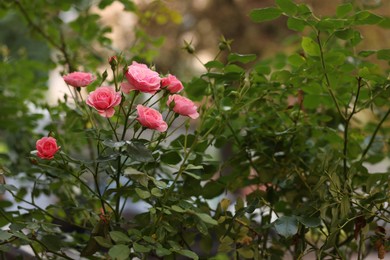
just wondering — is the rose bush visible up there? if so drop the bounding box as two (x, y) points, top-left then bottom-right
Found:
(1, 1), (389, 260)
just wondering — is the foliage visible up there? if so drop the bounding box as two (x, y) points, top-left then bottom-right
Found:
(0, 0), (389, 259)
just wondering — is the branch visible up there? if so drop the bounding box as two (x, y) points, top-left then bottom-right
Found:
(316, 32), (345, 120)
(14, 0), (75, 72)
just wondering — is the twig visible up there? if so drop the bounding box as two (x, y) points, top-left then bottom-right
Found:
(316, 31), (345, 120)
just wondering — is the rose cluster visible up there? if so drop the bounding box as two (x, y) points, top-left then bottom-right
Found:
(35, 61), (199, 160)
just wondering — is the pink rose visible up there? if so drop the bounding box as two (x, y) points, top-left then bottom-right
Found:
(63, 72), (96, 87)
(123, 62), (161, 94)
(167, 95), (199, 119)
(161, 74), (184, 93)
(86, 86), (122, 118)
(36, 137), (60, 160)
(136, 105), (167, 132)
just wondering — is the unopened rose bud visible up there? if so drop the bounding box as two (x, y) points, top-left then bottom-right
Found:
(102, 70), (108, 81)
(109, 56), (118, 68)
(183, 40), (195, 54)
(219, 42), (228, 51)
(218, 36), (232, 51)
(29, 157), (38, 165)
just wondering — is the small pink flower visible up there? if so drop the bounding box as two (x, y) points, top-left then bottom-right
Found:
(63, 72), (96, 87)
(167, 95), (199, 119)
(122, 62), (161, 94)
(36, 137), (60, 160)
(161, 74), (184, 93)
(136, 105), (167, 132)
(86, 86), (121, 118)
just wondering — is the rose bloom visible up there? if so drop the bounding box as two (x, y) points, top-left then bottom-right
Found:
(36, 137), (60, 160)
(167, 95), (199, 119)
(136, 105), (167, 132)
(86, 86), (122, 118)
(63, 71), (96, 87)
(122, 62), (161, 94)
(161, 74), (184, 93)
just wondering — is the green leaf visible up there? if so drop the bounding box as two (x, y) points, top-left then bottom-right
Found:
(108, 244), (131, 260)
(324, 51), (345, 66)
(351, 31), (363, 46)
(135, 188), (151, 199)
(161, 151), (182, 165)
(202, 181), (225, 199)
(204, 61), (225, 69)
(175, 249), (199, 260)
(379, 17), (390, 29)
(156, 247), (172, 257)
(119, 0), (137, 11)
(377, 49), (390, 61)
(151, 187), (163, 197)
(171, 205), (186, 213)
(287, 17), (306, 32)
(297, 216), (321, 227)
(94, 236), (113, 248)
(340, 195), (350, 219)
(316, 19), (345, 31)
(126, 141), (154, 162)
(110, 231), (131, 243)
(183, 170), (201, 180)
(335, 28), (354, 40)
(250, 7), (283, 23)
(195, 212), (218, 226)
(301, 37), (320, 56)
(238, 247), (254, 259)
(124, 168), (149, 187)
(185, 78), (209, 101)
(150, 177), (167, 189)
(133, 242), (151, 253)
(276, 0), (297, 16)
(0, 230), (12, 241)
(297, 3), (312, 17)
(41, 235), (62, 251)
(102, 139), (126, 148)
(353, 11), (383, 25)
(274, 216), (298, 237)
(288, 53), (305, 67)
(228, 53), (256, 64)
(0, 184), (17, 193)
(358, 50), (376, 57)
(96, 153), (119, 163)
(336, 3), (353, 18)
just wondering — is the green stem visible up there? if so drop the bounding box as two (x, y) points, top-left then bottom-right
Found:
(121, 91), (139, 140)
(343, 77), (362, 180)
(361, 107), (390, 159)
(107, 118), (119, 141)
(316, 31), (345, 120)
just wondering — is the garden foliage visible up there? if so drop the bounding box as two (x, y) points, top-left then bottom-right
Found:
(0, 0), (389, 259)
